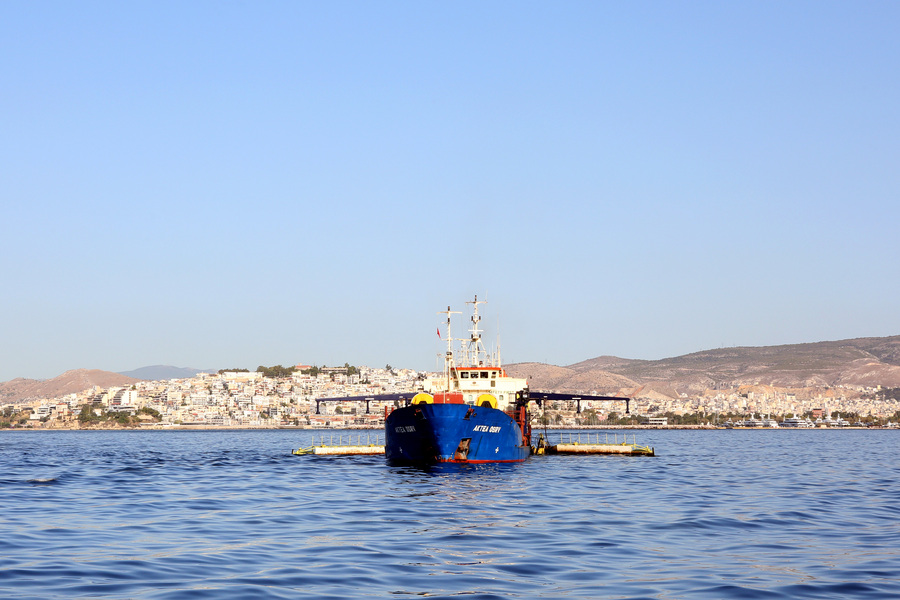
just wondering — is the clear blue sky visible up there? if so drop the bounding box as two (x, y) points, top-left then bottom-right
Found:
(2, 2), (898, 381)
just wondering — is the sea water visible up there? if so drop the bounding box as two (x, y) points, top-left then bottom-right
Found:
(1, 429), (898, 599)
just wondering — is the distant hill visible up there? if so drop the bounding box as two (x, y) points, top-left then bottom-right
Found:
(507, 335), (900, 397)
(0, 369), (140, 404)
(506, 361), (640, 394)
(6, 335), (900, 405)
(118, 365), (213, 381)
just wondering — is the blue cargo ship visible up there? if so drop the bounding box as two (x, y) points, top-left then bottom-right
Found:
(383, 297), (533, 463)
(384, 397), (531, 463)
(317, 296), (630, 465)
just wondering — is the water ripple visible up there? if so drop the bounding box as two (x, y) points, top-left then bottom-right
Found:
(1, 429), (899, 599)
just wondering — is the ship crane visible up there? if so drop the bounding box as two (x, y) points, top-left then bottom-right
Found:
(315, 390), (631, 416)
(521, 391), (630, 415)
(314, 392), (420, 415)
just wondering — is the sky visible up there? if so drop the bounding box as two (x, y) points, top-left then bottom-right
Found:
(2, 2), (899, 382)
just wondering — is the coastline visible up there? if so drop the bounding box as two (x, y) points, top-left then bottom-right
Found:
(3, 423), (895, 432)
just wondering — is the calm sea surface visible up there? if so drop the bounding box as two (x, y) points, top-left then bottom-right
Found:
(2, 429), (899, 599)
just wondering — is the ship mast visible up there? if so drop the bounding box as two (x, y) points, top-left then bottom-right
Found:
(437, 305), (460, 390)
(496, 316), (502, 368)
(465, 295), (488, 367)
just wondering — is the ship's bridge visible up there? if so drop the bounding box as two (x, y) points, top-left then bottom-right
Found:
(423, 366), (527, 410)
(456, 367), (501, 380)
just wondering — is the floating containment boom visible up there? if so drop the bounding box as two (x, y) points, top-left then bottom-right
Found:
(533, 432), (655, 456)
(293, 445), (385, 456)
(293, 431), (655, 457)
(293, 432), (386, 455)
(545, 443), (655, 456)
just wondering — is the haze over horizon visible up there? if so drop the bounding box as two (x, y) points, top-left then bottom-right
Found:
(3, 2), (899, 382)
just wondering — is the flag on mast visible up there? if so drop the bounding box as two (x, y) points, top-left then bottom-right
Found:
(436, 327), (441, 339)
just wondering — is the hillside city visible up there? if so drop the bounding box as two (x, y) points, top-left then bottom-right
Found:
(4, 364), (900, 429)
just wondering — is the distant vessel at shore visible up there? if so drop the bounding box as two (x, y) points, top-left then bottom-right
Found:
(762, 415), (780, 428)
(780, 416), (814, 428)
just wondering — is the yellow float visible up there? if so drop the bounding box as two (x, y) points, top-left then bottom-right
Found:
(477, 393), (497, 409)
(412, 392), (434, 405)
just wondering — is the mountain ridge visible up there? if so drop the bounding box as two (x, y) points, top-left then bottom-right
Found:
(505, 335), (900, 396)
(4, 335), (900, 404)
(0, 369), (141, 404)
(118, 365), (214, 381)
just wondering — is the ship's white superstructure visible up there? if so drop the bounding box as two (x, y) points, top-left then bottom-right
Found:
(422, 296), (527, 410)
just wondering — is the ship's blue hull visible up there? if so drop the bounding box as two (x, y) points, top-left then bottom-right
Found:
(385, 403), (531, 464)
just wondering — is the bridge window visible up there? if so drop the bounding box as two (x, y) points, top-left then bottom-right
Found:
(480, 372), (489, 379)
(460, 372), (469, 379)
